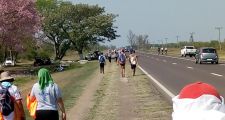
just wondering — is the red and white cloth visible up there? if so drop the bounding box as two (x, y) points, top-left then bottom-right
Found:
(172, 82), (225, 120)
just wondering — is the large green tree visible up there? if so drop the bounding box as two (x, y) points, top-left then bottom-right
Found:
(36, 0), (71, 60)
(62, 4), (118, 59)
(37, 0), (118, 60)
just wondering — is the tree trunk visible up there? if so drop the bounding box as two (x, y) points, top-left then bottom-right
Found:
(78, 50), (83, 60)
(54, 44), (60, 60)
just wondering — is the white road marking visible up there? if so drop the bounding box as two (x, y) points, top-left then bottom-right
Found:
(172, 63), (177, 65)
(220, 64), (225, 66)
(138, 66), (175, 98)
(187, 66), (193, 69)
(211, 73), (223, 77)
(163, 60), (167, 62)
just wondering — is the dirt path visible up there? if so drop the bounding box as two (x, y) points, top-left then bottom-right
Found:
(67, 69), (103, 120)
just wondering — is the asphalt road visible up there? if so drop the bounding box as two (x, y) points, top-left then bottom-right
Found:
(138, 52), (225, 98)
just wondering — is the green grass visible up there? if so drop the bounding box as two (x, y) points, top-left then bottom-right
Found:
(62, 62), (98, 110)
(20, 62), (98, 120)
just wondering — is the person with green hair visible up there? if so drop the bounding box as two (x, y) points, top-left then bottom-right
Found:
(30, 68), (66, 120)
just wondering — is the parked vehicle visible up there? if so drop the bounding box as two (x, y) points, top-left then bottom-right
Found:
(181, 46), (197, 57)
(33, 57), (52, 66)
(3, 57), (15, 66)
(85, 53), (94, 61)
(195, 47), (218, 64)
(84, 50), (101, 61)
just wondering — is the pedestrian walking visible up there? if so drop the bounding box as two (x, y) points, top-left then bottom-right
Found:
(117, 49), (126, 77)
(108, 52), (112, 63)
(129, 51), (138, 76)
(157, 47), (161, 55)
(115, 50), (119, 62)
(98, 52), (106, 74)
(0, 71), (26, 120)
(161, 47), (164, 55)
(29, 68), (66, 120)
(172, 82), (225, 120)
(165, 47), (168, 55)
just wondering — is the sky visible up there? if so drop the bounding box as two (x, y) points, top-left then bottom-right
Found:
(70, 0), (225, 47)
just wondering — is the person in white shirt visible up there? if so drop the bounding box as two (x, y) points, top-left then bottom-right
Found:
(128, 51), (138, 76)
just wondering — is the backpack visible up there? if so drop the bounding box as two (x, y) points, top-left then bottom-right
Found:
(99, 55), (105, 63)
(119, 53), (126, 64)
(0, 85), (14, 116)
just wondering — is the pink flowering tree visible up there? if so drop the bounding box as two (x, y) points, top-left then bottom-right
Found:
(0, 0), (41, 60)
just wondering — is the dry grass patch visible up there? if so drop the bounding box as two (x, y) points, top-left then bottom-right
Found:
(128, 67), (172, 120)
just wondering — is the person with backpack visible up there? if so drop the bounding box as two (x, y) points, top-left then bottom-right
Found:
(117, 49), (126, 77)
(98, 52), (106, 74)
(128, 51), (138, 76)
(30, 68), (66, 120)
(0, 71), (26, 120)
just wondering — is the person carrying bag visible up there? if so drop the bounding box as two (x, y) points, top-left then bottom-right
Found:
(29, 68), (66, 120)
(0, 71), (26, 120)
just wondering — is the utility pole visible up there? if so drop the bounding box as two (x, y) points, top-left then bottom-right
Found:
(165, 38), (168, 47)
(215, 27), (223, 51)
(176, 36), (179, 48)
(189, 32), (195, 43)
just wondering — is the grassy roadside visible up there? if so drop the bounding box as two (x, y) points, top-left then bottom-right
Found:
(86, 62), (172, 120)
(85, 63), (119, 120)
(20, 61), (98, 120)
(129, 68), (172, 119)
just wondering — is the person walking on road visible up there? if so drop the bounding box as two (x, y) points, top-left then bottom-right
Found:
(30, 68), (66, 120)
(0, 71), (26, 120)
(172, 82), (225, 120)
(129, 51), (138, 76)
(161, 47), (164, 55)
(118, 49), (126, 77)
(115, 50), (119, 62)
(164, 47), (168, 55)
(98, 52), (106, 74)
(158, 47), (161, 55)
(108, 52), (112, 63)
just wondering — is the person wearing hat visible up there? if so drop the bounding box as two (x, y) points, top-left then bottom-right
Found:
(30, 68), (66, 120)
(0, 71), (26, 120)
(172, 82), (225, 120)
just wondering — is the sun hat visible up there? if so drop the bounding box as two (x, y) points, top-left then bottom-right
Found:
(0, 71), (14, 82)
(179, 82), (220, 100)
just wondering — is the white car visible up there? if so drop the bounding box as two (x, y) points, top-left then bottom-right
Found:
(181, 46), (197, 57)
(3, 58), (15, 66)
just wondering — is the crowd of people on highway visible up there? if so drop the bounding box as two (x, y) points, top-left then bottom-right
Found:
(98, 48), (138, 77)
(158, 46), (168, 55)
(1, 47), (224, 120)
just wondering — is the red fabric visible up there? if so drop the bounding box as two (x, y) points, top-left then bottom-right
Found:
(179, 82), (220, 99)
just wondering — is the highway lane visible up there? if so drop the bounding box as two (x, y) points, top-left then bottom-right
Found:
(138, 52), (225, 98)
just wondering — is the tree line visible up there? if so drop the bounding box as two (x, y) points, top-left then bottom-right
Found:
(0, 0), (119, 62)
(127, 30), (225, 51)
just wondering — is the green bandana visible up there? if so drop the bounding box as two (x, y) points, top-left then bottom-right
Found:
(38, 68), (53, 90)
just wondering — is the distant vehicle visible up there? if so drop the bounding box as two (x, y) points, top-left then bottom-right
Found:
(84, 51), (101, 61)
(85, 53), (94, 61)
(181, 46), (197, 57)
(33, 57), (51, 66)
(3, 57), (15, 66)
(195, 47), (218, 64)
